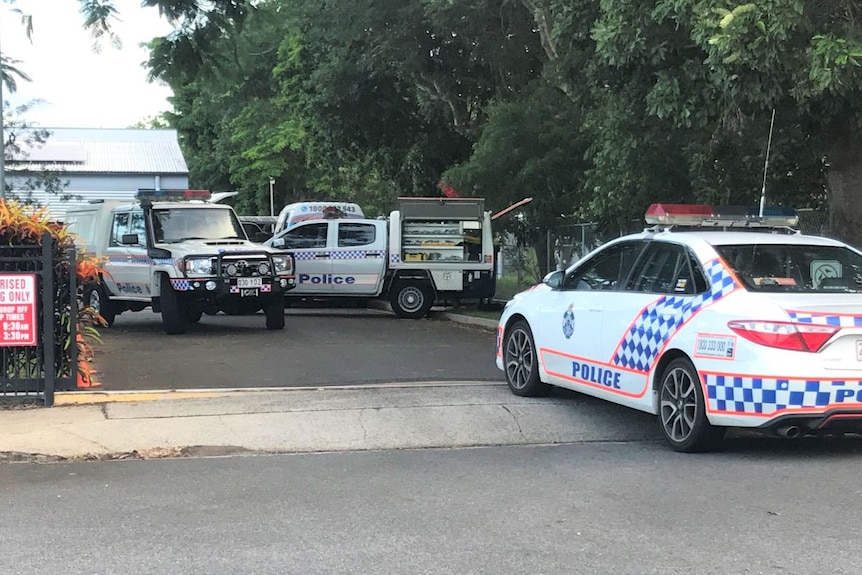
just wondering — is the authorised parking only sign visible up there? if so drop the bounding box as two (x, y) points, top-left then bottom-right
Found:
(0, 274), (38, 346)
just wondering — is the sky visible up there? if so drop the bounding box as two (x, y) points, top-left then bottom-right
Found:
(1, 0), (176, 128)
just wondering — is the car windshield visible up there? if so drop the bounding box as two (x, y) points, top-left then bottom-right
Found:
(715, 243), (862, 293)
(152, 207), (246, 244)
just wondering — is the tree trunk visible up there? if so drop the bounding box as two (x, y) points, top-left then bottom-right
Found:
(825, 121), (862, 249)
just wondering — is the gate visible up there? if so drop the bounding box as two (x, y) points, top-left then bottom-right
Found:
(0, 233), (78, 406)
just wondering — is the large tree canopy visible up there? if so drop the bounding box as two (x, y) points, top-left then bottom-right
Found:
(135, 0), (862, 253)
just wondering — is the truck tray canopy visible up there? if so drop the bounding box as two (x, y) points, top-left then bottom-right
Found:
(397, 197), (485, 220)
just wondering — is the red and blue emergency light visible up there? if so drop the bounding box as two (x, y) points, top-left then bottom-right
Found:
(644, 203), (798, 228)
(136, 189), (212, 202)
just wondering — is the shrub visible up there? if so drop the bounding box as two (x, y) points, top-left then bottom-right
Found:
(0, 199), (104, 389)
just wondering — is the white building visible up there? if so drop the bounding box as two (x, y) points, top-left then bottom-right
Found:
(7, 127), (189, 220)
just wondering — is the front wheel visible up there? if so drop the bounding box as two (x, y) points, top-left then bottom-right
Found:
(159, 278), (187, 335)
(657, 358), (725, 453)
(389, 282), (433, 319)
(264, 294), (285, 330)
(84, 282), (116, 326)
(503, 320), (551, 397)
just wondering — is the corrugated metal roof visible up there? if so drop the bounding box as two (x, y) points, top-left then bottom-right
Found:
(7, 128), (188, 174)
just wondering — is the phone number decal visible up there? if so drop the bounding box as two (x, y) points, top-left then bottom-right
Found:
(694, 334), (736, 360)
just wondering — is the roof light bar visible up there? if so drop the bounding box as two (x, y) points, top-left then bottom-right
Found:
(136, 189), (212, 202)
(644, 204), (714, 225)
(645, 203), (798, 228)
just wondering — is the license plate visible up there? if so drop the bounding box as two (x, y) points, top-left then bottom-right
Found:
(240, 288), (259, 297)
(237, 277), (262, 288)
(857, 340), (862, 361)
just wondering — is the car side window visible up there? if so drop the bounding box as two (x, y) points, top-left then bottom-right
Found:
(627, 243), (684, 294)
(281, 223), (328, 249)
(110, 212), (130, 247)
(689, 255), (709, 293)
(562, 241), (644, 291)
(338, 223), (376, 247)
(128, 210), (146, 246)
(626, 243), (709, 295)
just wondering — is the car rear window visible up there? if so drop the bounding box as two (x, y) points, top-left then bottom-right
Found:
(715, 244), (862, 293)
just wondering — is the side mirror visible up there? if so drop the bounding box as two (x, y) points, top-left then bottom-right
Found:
(271, 237), (285, 248)
(121, 233), (139, 245)
(542, 270), (564, 289)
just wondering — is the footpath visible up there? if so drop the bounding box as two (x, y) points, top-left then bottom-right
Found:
(0, 309), (655, 463)
(0, 314), (640, 463)
(0, 382), (651, 462)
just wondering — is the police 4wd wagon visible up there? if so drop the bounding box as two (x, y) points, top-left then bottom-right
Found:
(66, 189), (296, 335)
(496, 204), (862, 452)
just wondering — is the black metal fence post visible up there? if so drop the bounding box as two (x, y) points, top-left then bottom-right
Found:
(41, 232), (55, 407)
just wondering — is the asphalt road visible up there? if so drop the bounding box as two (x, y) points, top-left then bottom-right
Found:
(3, 440), (862, 575)
(93, 307), (500, 390)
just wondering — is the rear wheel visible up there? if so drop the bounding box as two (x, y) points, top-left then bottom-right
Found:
(657, 358), (725, 453)
(159, 278), (187, 335)
(264, 294), (285, 330)
(389, 282), (433, 319)
(84, 282), (116, 327)
(503, 320), (551, 397)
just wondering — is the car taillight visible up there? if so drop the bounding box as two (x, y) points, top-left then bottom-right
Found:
(727, 320), (839, 352)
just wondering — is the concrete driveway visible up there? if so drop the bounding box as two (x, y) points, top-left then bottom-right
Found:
(92, 307), (501, 390)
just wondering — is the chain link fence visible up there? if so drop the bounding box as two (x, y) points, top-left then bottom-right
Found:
(496, 208), (832, 300)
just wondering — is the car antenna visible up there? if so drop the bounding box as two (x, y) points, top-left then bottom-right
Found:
(758, 108), (777, 217)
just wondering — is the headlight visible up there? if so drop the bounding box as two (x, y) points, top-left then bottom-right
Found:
(184, 257), (214, 276)
(272, 255), (292, 274)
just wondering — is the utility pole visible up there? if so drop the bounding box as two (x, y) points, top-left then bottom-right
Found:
(0, 24), (6, 201)
(269, 177), (275, 216)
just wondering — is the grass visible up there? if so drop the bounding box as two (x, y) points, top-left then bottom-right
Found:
(449, 308), (503, 321)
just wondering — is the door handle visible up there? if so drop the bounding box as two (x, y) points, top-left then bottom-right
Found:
(315, 253), (329, 258)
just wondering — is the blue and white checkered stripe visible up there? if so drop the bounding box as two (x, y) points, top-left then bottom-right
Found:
(787, 311), (862, 328)
(612, 259), (739, 372)
(330, 250), (385, 260)
(293, 250), (384, 260)
(391, 254), (401, 263)
(170, 279), (192, 291)
(705, 374), (862, 415)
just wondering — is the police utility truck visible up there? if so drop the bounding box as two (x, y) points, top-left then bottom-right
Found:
(265, 197), (496, 318)
(66, 189), (296, 334)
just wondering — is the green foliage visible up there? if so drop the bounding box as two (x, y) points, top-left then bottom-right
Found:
(135, 0), (861, 244)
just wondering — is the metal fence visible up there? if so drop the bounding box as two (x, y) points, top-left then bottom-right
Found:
(0, 233), (78, 406)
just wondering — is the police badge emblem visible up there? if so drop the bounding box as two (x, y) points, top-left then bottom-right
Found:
(562, 304), (575, 339)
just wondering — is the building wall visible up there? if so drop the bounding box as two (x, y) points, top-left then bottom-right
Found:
(8, 173), (190, 221)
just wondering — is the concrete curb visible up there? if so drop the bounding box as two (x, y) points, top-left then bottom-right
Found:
(368, 299), (499, 330)
(55, 381), (505, 405)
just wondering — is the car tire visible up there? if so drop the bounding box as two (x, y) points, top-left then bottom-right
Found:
(84, 282), (116, 327)
(657, 357), (725, 453)
(185, 307), (203, 324)
(390, 281), (433, 319)
(264, 294), (285, 330)
(503, 320), (551, 397)
(160, 279), (187, 335)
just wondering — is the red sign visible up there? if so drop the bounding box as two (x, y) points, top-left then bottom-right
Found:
(0, 274), (38, 346)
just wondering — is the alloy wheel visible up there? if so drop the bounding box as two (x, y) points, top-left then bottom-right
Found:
(88, 288), (102, 314)
(659, 366), (698, 443)
(505, 328), (533, 390)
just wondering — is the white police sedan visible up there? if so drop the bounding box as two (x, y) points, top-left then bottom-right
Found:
(496, 204), (862, 452)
